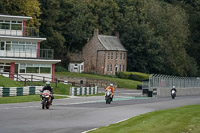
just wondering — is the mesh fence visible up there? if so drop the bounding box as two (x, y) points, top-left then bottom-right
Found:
(142, 74), (200, 90)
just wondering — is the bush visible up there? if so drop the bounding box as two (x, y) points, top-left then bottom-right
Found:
(55, 66), (67, 72)
(117, 72), (150, 81)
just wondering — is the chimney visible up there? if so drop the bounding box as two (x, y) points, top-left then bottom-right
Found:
(115, 32), (120, 38)
(94, 28), (99, 37)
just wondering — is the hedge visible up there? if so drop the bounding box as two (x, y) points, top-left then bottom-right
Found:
(117, 72), (150, 81)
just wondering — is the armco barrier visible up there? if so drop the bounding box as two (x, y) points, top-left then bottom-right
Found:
(70, 86), (98, 96)
(0, 86), (43, 97)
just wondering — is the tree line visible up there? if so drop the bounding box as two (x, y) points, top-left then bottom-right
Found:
(0, 0), (200, 76)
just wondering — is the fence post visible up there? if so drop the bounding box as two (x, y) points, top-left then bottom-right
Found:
(24, 78), (27, 86)
(56, 78), (58, 87)
(17, 73), (18, 81)
(43, 77), (45, 83)
(31, 75), (33, 82)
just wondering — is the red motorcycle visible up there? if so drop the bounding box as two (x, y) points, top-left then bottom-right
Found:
(41, 90), (52, 109)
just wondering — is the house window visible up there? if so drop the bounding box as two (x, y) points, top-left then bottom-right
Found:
(120, 53), (122, 59)
(11, 23), (22, 30)
(0, 42), (5, 50)
(110, 64), (112, 72)
(107, 64), (109, 72)
(19, 63), (51, 74)
(123, 65), (125, 71)
(123, 53), (126, 60)
(120, 64), (121, 71)
(111, 52), (113, 59)
(0, 63), (10, 72)
(0, 23), (10, 29)
(116, 52), (118, 60)
(108, 52), (110, 59)
(26, 67), (39, 73)
(81, 65), (83, 70)
(40, 67), (51, 74)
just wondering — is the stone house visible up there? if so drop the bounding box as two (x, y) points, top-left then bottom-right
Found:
(83, 29), (127, 75)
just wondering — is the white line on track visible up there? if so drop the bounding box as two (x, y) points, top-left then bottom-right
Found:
(82, 118), (130, 133)
(0, 106), (40, 110)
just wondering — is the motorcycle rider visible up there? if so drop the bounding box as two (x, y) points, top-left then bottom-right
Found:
(171, 86), (177, 96)
(41, 81), (54, 104)
(105, 84), (115, 101)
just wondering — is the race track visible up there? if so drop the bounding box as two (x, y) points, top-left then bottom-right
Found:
(0, 88), (199, 133)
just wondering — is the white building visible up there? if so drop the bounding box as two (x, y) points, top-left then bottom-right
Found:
(68, 62), (84, 73)
(0, 14), (61, 81)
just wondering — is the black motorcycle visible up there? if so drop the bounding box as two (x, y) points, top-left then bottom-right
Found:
(171, 89), (176, 99)
(105, 90), (112, 104)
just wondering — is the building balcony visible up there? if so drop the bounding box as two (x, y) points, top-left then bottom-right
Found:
(0, 48), (54, 59)
(0, 27), (39, 37)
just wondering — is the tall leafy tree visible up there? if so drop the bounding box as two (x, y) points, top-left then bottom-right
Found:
(0, 0), (41, 27)
(39, 0), (65, 61)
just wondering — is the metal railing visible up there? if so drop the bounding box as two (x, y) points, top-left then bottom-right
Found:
(0, 27), (39, 37)
(143, 74), (200, 90)
(0, 72), (98, 87)
(1, 48), (54, 59)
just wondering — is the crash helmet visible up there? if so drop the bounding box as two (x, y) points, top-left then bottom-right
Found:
(46, 81), (50, 86)
(110, 84), (113, 87)
(172, 86), (175, 88)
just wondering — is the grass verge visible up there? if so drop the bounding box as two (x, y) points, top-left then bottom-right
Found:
(89, 104), (200, 133)
(0, 75), (22, 87)
(0, 95), (68, 104)
(55, 72), (141, 89)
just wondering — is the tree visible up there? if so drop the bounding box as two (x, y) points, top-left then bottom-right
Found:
(39, 0), (66, 61)
(0, 0), (41, 27)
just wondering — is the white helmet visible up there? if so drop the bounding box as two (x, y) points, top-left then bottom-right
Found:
(46, 81), (50, 85)
(172, 86), (175, 88)
(110, 84), (113, 87)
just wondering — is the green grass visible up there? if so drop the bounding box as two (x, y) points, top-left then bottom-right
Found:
(0, 75), (22, 87)
(89, 104), (200, 133)
(0, 95), (68, 104)
(55, 72), (141, 89)
(23, 82), (71, 95)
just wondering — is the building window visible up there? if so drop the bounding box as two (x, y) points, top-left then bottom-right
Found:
(110, 64), (112, 72)
(19, 63), (51, 74)
(108, 52), (110, 59)
(107, 64), (109, 72)
(40, 67), (51, 74)
(120, 64), (121, 71)
(116, 52), (118, 60)
(111, 52), (113, 59)
(0, 42), (5, 50)
(81, 65), (83, 70)
(26, 67), (39, 73)
(123, 65), (125, 71)
(123, 53), (126, 60)
(120, 53), (122, 59)
(0, 63), (10, 72)
(0, 23), (10, 29)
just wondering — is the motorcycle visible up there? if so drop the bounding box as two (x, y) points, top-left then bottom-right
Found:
(105, 90), (112, 104)
(171, 89), (176, 99)
(41, 90), (51, 109)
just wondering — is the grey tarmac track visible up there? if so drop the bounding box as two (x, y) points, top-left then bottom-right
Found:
(0, 88), (200, 133)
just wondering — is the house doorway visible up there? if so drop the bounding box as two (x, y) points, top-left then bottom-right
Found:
(115, 65), (118, 75)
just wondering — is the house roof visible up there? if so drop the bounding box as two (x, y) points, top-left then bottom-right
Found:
(0, 35), (46, 42)
(0, 57), (61, 64)
(98, 35), (127, 51)
(0, 14), (32, 21)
